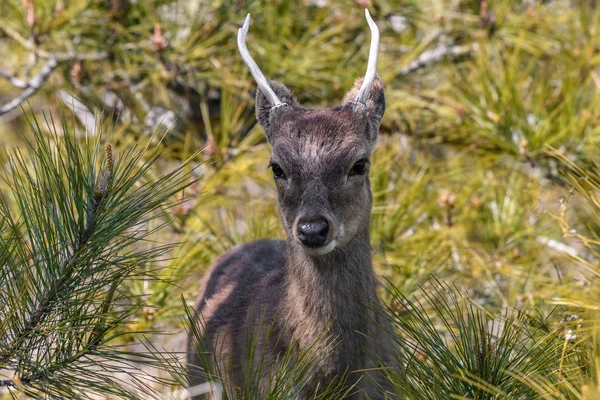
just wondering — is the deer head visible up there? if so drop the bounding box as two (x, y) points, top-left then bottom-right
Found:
(238, 10), (384, 257)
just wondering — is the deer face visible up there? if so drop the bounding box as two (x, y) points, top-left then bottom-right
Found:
(238, 10), (383, 256)
(255, 78), (385, 256)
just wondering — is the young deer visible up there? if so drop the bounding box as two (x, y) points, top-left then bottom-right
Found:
(187, 10), (400, 399)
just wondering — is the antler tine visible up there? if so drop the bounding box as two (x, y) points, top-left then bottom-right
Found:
(355, 9), (380, 104)
(238, 14), (284, 108)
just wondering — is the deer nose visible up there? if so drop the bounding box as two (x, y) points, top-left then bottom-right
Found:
(297, 218), (329, 248)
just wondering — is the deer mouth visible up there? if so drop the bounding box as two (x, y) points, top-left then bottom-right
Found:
(300, 239), (337, 256)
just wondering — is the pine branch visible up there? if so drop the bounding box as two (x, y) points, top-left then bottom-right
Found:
(0, 26), (109, 116)
(0, 58), (58, 116)
(0, 113), (197, 397)
(0, 144), (110, 366)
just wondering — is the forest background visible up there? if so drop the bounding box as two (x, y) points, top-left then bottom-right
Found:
(0, 0), (599, 398)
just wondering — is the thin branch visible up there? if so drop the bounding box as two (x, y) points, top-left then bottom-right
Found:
(397, 42), (474, 77)
(0, 26), (110, 116)
(1, 26), (36, 51)
(60, 51), (108, 62)
(0, 71), (29, 89)
(537, 236), (581, 259)
(0, 58), (58, 116)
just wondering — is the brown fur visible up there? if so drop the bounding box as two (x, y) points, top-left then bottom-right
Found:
(187, 75), (400, 399)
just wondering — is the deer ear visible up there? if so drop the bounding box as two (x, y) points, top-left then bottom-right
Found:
(342, 74), (385, 144)
(255, 80), (300, 141)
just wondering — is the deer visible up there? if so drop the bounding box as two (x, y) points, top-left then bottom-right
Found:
(187, 9), (401, 399)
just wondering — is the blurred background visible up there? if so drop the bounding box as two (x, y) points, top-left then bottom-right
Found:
(1, 0), (599, 397)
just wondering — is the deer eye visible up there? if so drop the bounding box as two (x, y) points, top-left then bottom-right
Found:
(349, 159), (369, 176)
(269, 162), (286, 179)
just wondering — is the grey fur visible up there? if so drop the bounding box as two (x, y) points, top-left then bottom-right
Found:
(187, 75), (400, 399)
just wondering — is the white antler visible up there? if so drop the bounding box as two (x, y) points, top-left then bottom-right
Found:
(238, 14), (285, 108)
(355, 9), (380, 104)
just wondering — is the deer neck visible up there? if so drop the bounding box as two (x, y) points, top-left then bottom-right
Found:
(282, 227), (379, 341)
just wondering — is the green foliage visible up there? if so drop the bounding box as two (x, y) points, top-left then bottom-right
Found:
(548, 153), (600, 398)
(388, 281), (582, 399)
(1, 0), (600, 398)
(0, 112), (195, 398)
